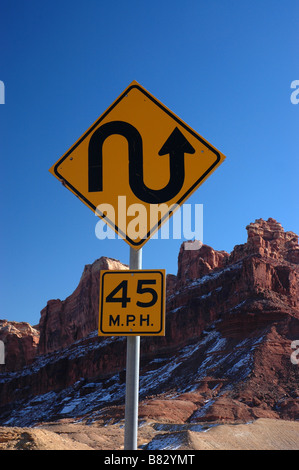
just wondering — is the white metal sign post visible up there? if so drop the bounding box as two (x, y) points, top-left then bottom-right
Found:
(124, 247), (142, 450)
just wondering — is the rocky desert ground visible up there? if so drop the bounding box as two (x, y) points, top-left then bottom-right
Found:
(0, 418), (298, 450)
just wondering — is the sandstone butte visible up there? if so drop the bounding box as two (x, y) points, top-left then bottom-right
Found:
(0, 218), (298, 428)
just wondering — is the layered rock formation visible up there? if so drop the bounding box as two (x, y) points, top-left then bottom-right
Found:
(0, 218), (298, 426)
(0, 321), (39, 372)
(38, 257), (128, 354)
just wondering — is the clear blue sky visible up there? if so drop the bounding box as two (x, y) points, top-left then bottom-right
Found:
(1, 0), (298, 325)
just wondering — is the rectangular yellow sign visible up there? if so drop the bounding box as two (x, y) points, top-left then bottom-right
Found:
(98, 270), (166, 336)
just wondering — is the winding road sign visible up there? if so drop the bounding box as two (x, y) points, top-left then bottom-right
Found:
(49, 81), (226, 248)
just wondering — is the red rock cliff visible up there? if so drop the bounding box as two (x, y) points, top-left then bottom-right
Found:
(38, 257), (128, 354)
(0, 218), (298, 425)
(0, 321), (39, 372)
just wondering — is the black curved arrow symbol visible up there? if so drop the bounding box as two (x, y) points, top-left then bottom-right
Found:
(88, 121), (195, 204)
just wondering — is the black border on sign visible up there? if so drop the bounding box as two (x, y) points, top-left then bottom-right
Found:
(99, 270), (165, 336)
(54, 84), (221, 247)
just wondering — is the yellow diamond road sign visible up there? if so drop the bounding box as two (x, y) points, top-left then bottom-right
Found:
(99, 269), (166, 336)
(49, 81), (226, 248)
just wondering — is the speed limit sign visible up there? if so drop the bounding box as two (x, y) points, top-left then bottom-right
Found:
(98, 270), (166, 336)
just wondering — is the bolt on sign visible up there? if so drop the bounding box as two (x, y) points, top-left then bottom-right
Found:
(49, 80), (226, 249)
(98, 270), (166, 336)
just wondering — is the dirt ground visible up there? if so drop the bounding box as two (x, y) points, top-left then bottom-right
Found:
(0, 418), (298, 450)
